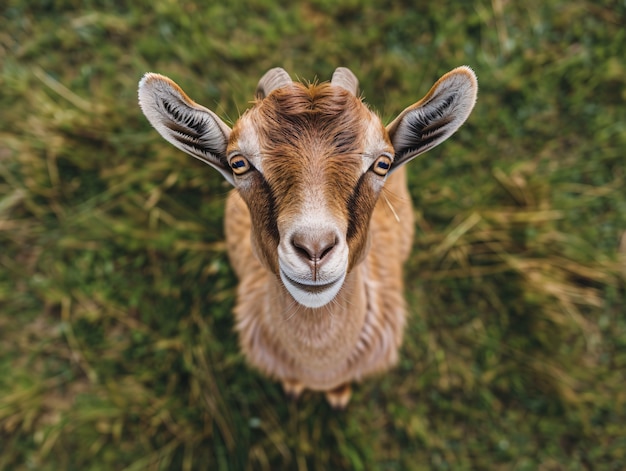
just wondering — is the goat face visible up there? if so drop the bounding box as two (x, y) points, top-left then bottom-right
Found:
(138, 67), (477, 308)
(228, 81), (394, 307)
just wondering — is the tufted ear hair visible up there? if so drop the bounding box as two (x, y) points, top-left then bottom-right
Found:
(138, 73), (234, 185)
(386, 66), (478, 172)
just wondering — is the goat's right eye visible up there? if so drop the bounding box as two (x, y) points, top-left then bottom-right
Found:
(230, 155), (251, 175)
(372, 155), (392, 176)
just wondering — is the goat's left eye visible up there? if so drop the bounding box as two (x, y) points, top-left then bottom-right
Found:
(230, 155), (251, 175)
(372, 155), (392, 176)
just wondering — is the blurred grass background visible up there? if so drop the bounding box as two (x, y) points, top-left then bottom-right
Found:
(1, 0), (625, 469)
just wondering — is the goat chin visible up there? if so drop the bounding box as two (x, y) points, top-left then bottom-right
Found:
(279, 269), (347, 309)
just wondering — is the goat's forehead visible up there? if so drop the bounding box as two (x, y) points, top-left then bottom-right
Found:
(229, 85), (391, 166)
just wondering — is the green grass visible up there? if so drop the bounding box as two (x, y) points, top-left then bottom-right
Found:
(1, 0), (625, 469)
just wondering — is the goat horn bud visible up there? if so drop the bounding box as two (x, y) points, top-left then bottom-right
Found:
(256, 67), (292, 99)
(331, 67), (359, 96)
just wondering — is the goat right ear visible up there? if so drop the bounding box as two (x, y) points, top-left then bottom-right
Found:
(138, 73), (234, 185)
(386, 66), (477, 172)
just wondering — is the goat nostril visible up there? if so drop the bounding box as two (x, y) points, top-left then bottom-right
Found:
(293, 241), (312, 261)
(319, 239), (336, 260)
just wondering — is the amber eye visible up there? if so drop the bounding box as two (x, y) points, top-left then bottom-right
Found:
(230, 155), (251, 175)
(372, 155), (392, 176)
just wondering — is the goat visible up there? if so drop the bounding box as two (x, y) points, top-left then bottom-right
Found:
(138, 66), (477, 408)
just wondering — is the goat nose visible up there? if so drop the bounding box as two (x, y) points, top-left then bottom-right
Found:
(291, 231), (337, 265)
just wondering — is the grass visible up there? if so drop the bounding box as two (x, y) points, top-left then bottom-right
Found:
(1, 0), (625, 469)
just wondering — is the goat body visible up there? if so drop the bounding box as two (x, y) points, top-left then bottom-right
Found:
(138, 66), (477, 407)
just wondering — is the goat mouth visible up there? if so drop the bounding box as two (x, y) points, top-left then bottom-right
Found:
(280, 270), (341, 294)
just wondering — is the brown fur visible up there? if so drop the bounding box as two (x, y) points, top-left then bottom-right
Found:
(224, 83), (414, 398)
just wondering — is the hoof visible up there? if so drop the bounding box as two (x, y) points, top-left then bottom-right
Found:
(325, 383), (352, 409)
(282, 379), (305, 401)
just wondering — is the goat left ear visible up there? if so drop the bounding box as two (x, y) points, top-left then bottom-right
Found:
(138, 73), (234, 185)
(386, 66), (478, 171)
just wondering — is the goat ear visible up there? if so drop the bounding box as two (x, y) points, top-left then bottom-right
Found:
(138, 73), (234, 186)
(386, 66), (477, 172)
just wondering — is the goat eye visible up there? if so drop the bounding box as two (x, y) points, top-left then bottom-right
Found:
(372, 155), (392, 176)
(230, 155), (251, 175)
